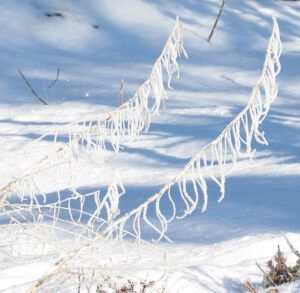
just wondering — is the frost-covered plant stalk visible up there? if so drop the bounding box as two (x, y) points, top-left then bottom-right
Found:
(30, 16), (282, 291)
(0, 16), (187, 206)
(65, 16), (188, 156)
(103, 15), (282, 243)
(0, 173), (126, 248)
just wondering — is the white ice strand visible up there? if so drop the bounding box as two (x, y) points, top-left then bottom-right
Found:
(1, 172), (126, 243)
(25, 18), (282, 291)
(69, 16), (187, 158)
(104, 16), (282, 243)
(0, 17), (187, 203)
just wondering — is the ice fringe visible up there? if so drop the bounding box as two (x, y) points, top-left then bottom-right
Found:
(0, 16), (187, 205)
(107, 15), (282, 243)
(28, 16), (282, 291)
(0, 172), (126, 246)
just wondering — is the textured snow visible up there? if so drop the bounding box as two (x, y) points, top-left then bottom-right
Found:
(0, 0), (299, 292)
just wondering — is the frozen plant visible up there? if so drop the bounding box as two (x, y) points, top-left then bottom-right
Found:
(29, 16), (283, 291)
(0, 16), (187, 207)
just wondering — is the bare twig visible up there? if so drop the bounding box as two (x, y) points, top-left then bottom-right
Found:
(244, 280), (258, 293)
(48, 68), (60, 88)
(256, 262), (275, 287)
(44, 12), (64, 18)
(78, 77), (84, 99)
(207, 0), (225, 42)
(78, 268), (82, 293)
(284, 236), (300, 258)
(119, 79), (124, 105)
(18, 69), (48, 105)
(141, 280), (155, 293)
(67, 78), (72, 100)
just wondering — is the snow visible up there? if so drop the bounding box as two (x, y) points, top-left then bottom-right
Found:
(0, 0), (299, 292)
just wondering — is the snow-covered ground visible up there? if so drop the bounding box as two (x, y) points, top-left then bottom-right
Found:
(0, 0), (299, 292)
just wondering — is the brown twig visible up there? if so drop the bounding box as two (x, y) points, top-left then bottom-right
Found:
(284, 236), (300, 258)
(256, 262), (275, 287)
(44, 12), (64, 18)
(141, 280), (155, 293)
(48, 68), (60, 88)
(78, 268), (82, 293)
(119, 79), (124, 105)
(18, 69), (48, 105)
(207, 0), (225, 42)
(244, 280), (258, 293)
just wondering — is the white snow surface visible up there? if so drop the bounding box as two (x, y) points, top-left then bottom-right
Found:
(0, 0), (299, 292)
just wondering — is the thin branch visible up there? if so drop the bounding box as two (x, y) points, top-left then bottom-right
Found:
(119, 79), (124, 105)
(18, 69), (48, 105)
(44, 12), (64, 18)
(256, 262), (275, 287)
(244, 281), (258, 293)
(0, 17), (187, 203)
(78, 77), (84, 99)
(48, 68), (60, 89)
(284, 236), (300, 258)
(207, 0), (225, 42)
